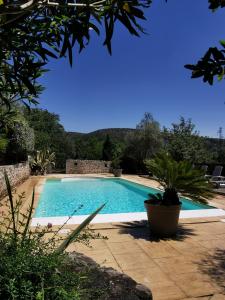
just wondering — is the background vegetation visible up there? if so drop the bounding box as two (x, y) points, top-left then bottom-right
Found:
(1, 1), (224, 172)
(1, 107), (225, 174)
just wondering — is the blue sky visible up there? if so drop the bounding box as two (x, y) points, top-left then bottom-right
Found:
(39, 0), (225, 137)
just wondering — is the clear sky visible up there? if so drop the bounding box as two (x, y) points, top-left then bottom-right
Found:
(39, 0), (225, 137)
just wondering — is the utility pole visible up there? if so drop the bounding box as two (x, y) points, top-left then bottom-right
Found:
(217, 127), (223, 139)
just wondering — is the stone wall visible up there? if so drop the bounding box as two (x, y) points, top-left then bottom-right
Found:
(66, 159), (111, 174)
(0, 161), (30, 198)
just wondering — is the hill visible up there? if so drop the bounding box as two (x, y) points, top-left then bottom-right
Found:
(67, 128), (136, 143)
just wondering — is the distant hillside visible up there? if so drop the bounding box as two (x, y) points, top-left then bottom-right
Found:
(67, 131), (86, 138)
(67, 128), (136, 142)
(67, 128), (223, 145)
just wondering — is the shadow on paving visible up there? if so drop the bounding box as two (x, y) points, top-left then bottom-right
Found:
(69, 252), (152, 299)
(198, 248), (225, 293)
(116, 220), (196, 242)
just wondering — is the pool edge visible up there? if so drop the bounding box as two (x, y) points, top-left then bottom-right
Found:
(31, 208), (225, 226)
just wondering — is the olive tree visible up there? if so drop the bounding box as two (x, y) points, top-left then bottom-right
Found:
(163, 117), (211, 163)
(0, 109), (35, 163)
(123, 113), (162, 172)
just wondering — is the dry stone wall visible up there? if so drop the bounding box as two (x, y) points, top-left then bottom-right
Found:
(0, 162), (30, 198)
(66, 159), (111, 174)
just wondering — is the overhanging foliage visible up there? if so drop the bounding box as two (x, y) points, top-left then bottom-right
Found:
(0, 0), (151, 107)
(185, 1), (225, 85)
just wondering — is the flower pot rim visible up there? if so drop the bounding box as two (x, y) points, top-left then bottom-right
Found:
(144, 200), (182, 207)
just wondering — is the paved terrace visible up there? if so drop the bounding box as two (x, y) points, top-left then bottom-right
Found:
(66, 217), (225, 300)
(2, 174), (225, 300)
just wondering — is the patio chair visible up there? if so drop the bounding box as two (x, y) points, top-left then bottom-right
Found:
(205, 165), (224, 180)
(206, 165), (225, 188)
(210, 176), (225, 189)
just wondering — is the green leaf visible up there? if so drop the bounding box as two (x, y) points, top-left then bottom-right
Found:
(89, 23), (100, 35)
(123, 3), (131, 13)
(68, 43), (73, 66)
(42, 48), (58, 59)
(103, 14), (114, 54)
(22, 187), (35, 242)
(35, 291), (44, 300)
(60, 31), (69, 58)
(55, 203), (105, 254)
(191, 70), (204, 78)
(117, 13), (139, 36)
(218, 68), (225, 81)
(211, 47), (224, 60)
(184, 64), (198, 71)
(129, 6), (146, 20)
(4, 171), (17, 240)
(21, 77), (37, 95)
(220, 40), (225, 48)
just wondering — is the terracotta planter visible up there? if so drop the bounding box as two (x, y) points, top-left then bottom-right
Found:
(113, 169), (122, 177)
(144, 200), (181, 237)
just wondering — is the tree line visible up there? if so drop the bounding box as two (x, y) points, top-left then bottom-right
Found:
(1, 108), (225, 173)
(0, 1), (224, 172)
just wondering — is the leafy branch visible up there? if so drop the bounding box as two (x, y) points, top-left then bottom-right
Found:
(0, 0), (151, 107)
(185, 41), (225, 85)
(185, 1), (225, 85)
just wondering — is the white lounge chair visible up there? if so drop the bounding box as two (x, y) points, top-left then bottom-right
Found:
(211, 180), (225, 189)
(207, 165), (225, 188)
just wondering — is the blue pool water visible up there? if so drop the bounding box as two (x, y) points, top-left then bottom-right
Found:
(34, 178), (212, 217)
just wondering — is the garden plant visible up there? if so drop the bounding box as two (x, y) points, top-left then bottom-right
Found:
(0, 172), (105, 299)
(30, 150), (56, 175)
(144, 152), (213, 236)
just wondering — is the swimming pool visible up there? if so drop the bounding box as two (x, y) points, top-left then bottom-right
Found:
(34, 177), (213, 217)
(32, 177), (225, 225)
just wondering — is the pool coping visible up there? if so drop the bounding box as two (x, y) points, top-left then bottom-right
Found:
(31, 175), (225, 226)
(31, 208), (225, 226)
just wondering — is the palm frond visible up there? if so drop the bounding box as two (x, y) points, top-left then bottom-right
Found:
(145, 153), (213, 204)
(55, 203), (105, 254)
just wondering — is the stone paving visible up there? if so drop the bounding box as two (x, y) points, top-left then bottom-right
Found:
(2, 174), (225, 300)
(63, 217), (225, 300)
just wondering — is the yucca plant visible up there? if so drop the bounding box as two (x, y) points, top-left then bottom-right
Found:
(145, 152), (213, 205)
(30, 149), (55, 175)
(0, 171), (105, 299)
(144, 152), (213, 236)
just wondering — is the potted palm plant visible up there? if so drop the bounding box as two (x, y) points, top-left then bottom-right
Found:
(144, 152), (213, 237)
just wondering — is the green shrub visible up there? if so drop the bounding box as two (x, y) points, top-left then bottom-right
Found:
(0, 172), (105, 299)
